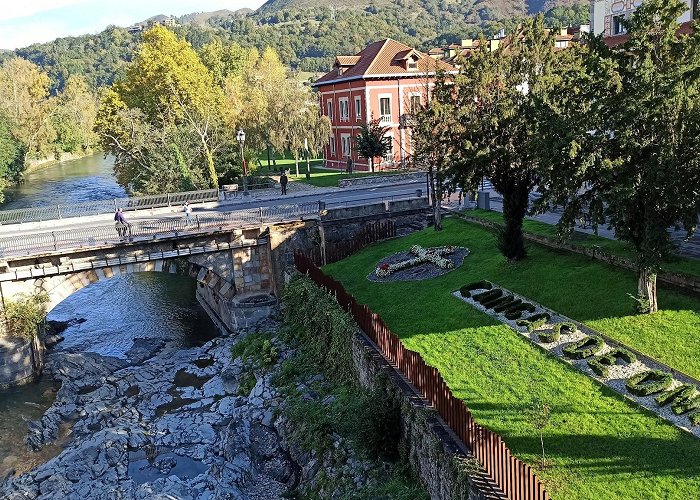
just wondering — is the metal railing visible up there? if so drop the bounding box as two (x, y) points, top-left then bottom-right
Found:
(0, 201), (320, 257)
(0, 189), (220, 225)
(295, 253), (549, 500)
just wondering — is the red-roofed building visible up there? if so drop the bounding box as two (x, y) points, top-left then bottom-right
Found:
(312, 39), (457, 171)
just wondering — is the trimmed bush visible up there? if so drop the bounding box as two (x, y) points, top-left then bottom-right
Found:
(537, 330), (560, 343)
(588, 348), (638, 378)
(482, 294), (513, 310)
(459, 281), (492, 297)
(516, 313), (551, 332)
(503, 302), (536, 320)
(689, 410), (700, 427)
(672, 395), (700, 415)
(655, 385), (695, 407)
(474, 289), (502, 304)
(553, 322), (577, 336)
(563, 336), (605, 360)
(493, 297), (518, 313)
(625, 370), (673, 397)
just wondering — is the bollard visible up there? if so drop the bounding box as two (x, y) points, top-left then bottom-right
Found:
(415, 189), (423, 198)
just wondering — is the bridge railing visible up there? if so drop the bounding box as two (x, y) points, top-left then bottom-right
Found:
(0, 189), (220, 225)
(0, 201), (320, 257)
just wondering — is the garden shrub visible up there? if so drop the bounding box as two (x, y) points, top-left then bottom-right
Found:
(656, 385), (695, 407)
(473, 288), (502, 304)
(516, 313), (551, 332)
(625, 370), (673, 397)
(504, 302), (536, 320)
(689, 410), (700, 427)
(553, 322), (577, 336)
(4, 292), (49, 340)
(493, 297), (519, 313)
(537, 330), (559, 343)
(481, 294), (513, 310)
(588, 348), (637, 378)
(459, 281), (492, 297)
(672, 395), (700, 415)
(563, 336), (605, 360)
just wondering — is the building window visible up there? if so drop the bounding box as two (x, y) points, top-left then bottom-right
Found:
(339, 98), (349, 121)
(379, 97), (391, 123)
(326, 100), (333, 120)
(612, 15), (626, 35)
(329, 136), (336, 156)
(354, 96), (362, 120)
(407, 59), (418, 71)
(409, 95), (421, 114)
(341, 134), (352, 157)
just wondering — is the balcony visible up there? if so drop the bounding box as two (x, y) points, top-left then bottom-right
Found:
(379, 114), (392, 124)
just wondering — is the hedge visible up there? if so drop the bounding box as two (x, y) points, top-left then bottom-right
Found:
(473, 289), (502, 304)
(672, 395), (700, 415)
(494, 297), (521, 313)
(482, 294), (513, 310)
(655, 385), (695, 407)
(588, 348), (637, 378)
(460, 281), (492, 297)
(553, 322), (577, 336)
(563, 336), (605, 360)
(516, 313), (551, 332)
(537, 330), (560, 344)
(625, 370), (673, 397)
(503, 302), (536, 320)
(690, 410), (700, 426)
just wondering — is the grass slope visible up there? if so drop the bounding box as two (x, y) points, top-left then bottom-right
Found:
(323, 217), (700, 499)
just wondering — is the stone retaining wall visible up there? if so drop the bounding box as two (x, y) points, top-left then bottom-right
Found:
(351, 332), (502, 500)
(337, 171), (427, 188)
(0, 334), (44, 389)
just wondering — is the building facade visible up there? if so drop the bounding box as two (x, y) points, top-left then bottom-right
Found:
(312, 39), (456, 171)
(590, 0), (696, 37)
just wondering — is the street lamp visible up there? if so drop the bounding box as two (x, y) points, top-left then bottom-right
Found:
(236, 128), (249, 196)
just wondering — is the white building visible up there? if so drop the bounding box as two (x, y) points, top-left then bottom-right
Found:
(590, 0), (696, 37)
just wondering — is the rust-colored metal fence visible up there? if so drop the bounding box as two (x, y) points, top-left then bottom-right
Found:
(294, 252), (549, 500)
(312, 220), (397, 266)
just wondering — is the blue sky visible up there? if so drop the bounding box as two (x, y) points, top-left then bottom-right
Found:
(0, 1), (267, 50)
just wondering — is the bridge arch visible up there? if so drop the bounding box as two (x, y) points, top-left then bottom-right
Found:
(0, 258), (221, 314)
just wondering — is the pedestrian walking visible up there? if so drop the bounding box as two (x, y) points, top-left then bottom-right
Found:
(114, 208), (128, 239)
(280, 171), (288, 195)
(184, 201), (193, 225)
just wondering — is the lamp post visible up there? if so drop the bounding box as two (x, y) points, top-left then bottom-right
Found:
(236, 129), (249, 196)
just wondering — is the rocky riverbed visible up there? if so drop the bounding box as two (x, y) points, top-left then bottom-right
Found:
(1, 315), (386, 500)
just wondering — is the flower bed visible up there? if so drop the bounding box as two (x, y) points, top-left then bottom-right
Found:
(368, 246), (469, 282)
(453, 282), (700, 437)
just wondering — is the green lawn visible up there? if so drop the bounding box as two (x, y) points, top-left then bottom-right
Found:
(465, 209), (700, 280)
(323, 217), (700, 499)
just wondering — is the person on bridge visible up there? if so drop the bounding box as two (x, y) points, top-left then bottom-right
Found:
(280, 171), (288, 195)
(183, 201), (193, 225)
(114, 208), (129, 239)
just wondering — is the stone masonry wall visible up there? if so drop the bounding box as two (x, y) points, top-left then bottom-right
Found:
(337, 171), (428, 189)
(351, 333), (503, 500)
(0, 335), (44, 389)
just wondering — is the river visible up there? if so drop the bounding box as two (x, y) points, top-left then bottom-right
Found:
(1, 154), (126, 210)
(0, 155), (219, 479)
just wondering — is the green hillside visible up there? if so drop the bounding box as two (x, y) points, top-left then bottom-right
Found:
(4, 1), (589, 92)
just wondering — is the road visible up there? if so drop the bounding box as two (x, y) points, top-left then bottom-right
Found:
(0, 180), (428, 239)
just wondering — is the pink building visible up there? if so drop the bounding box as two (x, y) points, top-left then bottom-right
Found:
(312, 39), (456, 171)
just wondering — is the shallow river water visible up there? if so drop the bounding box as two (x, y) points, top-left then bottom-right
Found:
(0, 156), (219, 479)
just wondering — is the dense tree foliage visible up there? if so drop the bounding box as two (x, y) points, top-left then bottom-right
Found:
(355, 119), (391, 174)
(534, 0), (700, 313)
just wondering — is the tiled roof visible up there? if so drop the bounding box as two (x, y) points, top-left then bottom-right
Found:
(336, 55), (361, 66)
(604, 20), (694, 47)
(313, 39), (457, 87)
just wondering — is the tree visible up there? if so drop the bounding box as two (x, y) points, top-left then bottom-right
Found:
(535, 0), (700, 313)
(412, 82), (451, 230)
(52, 76), (98, 153)
(525, 397), (552, 470)
(355, 118), (390, 173)
(96, 26), (225, 191)
(0, 113), (24, 201)
(0, 57), (56, 166)
(439, 18), (557, 261)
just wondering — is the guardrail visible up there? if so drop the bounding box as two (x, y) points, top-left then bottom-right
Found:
(0, 189), (220, 225)
(0, 201), (320, 257)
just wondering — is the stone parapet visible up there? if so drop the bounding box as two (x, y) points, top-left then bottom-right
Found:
(0, 334), (44, 389)
(337, 171), (427, 188)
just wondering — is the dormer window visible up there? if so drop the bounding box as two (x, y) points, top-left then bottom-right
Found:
(407, 58), (418, 71)
(337, 66), (344, 76)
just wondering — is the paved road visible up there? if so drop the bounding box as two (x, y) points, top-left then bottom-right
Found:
(0, 180), (427, 239)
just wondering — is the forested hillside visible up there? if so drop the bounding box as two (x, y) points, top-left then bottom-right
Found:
(0, 0), (589, 93)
